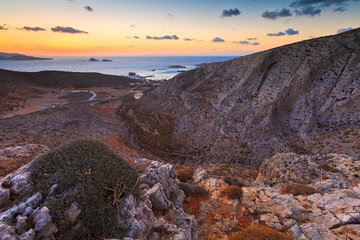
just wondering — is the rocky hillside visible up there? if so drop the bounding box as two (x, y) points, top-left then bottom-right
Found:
(118, 28), (360, 165)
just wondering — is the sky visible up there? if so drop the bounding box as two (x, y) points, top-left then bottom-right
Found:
(0, 0), (359, 56)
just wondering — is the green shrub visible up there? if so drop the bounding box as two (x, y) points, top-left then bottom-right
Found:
(222, 185), (242, 199)
(229, 225), (291, 240)
(281, 183), (322, 196)
(30, 140), (139, 239)
(176, 168), (194, 182)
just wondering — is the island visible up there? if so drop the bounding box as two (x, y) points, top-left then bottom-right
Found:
(169, 65), (186, 68)
(101, 59), (113, 62)
(88, 58), (100, 61)
(0, 52), (53, 61)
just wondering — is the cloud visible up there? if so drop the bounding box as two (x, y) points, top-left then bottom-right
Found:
(337, 27), (352, 33)
(267, 28), (299, 36)
(285, 28), (299, 35)
(289, 0), (358, 15)
(295, 6), (322, 16)
(183, 38), (196, 41)
(51, 26), (88, 34)
(166, 12), (174, 20)
(267, 31), (286, 36)
(84, 6), (94, 12)
(130, 25), (136, 28)
(233, 41), (260, 45)
(247, 37), (257, 40)
(146, 35), (179, 40)
(261, 8), (293, 20)
(212, 37), (225, 42)
(22, 26), (46, 32)
(133, 36), (140, 39)
(220, 8), (241, 18)
(0, 26), (8, 30)
(290, 0), (353, 8)
(333, 6), (346, 11)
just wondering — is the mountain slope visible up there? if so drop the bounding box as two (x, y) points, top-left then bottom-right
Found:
(118, 28), (360, 165)
(0, 52), (52, 60)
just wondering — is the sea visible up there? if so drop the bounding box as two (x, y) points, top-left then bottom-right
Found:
(0, 56), (239, 81)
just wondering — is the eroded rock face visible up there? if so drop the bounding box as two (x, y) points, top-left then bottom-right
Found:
(120, 161), (197, 240)
(118, 28), (360, 165)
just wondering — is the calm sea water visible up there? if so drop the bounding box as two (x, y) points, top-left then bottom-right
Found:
(0, 56), (238, 80)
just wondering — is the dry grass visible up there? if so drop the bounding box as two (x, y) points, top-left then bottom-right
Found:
(281, 183), (322, 196)
(222, 185), (242, 199)
(176, 168), (194, 182)
(223, 176), (242, 187)
(228, 225), (290, 240)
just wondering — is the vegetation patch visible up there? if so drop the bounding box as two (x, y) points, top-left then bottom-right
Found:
(176, 168), (194, 182)
(178, 182), (209, 198)
(281, 183), (322, 196)
(228, 225), (290, 240)
(222, 185), (243, 199)
(30, 140), (139, 239)
(223, 176), (242, 187)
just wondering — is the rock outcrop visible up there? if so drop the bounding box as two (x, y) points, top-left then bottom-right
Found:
(118, 28), (360, 165)
(0, 145), (197, 240)
(185, 153), (360, 240)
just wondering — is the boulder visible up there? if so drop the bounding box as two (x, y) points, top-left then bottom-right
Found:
(193, 168), (208, 183)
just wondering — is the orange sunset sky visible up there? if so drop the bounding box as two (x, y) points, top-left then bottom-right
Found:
(1, 0), (359, 56)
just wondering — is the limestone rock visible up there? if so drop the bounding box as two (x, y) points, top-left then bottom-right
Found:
(31, 207), (57, 239)
(193, 168), (208, 183)
(0, 189), (10, 208)
(65, 202), (81, 224)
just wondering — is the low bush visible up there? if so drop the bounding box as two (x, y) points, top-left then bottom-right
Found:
(30, 140), (139, 239)
(178, 182), (209, 198)
(281, 183), (322, 196)
(317, 162), (340, 172)
(176, 168), (194, 182)
(229, 225), (290, 240)
(222, 185), (242, 199)
(223, 176), (242, 187)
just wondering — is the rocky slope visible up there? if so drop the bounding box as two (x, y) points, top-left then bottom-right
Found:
(118, 28), (360, 165)
(183, 153), (360, 240)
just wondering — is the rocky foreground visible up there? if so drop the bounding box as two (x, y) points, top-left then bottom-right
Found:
(118, 28), (360, 165)
(0, 144), (359, 239)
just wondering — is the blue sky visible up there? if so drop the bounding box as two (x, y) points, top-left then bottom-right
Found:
(0, 0), (359, 56)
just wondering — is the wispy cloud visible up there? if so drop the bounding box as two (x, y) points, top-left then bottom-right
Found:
(146, 35), (179, 40)
(84, 6), (94, 12)
(22, 26), (46, 32)
(267, 31), (286, 37)
(233, 40), (260, 45)
(294, 5), (322, 16)
(166, 12), (174, 21)
(183, 38), (196, 41)
(247, 37), (257, 40)
(130, 25), (136, 28)
(220, 8), (241, 18)
(261, 8), (292, 20)
(0, 26), (8, 30)
(267, 28), (299, 36)
(212, 37), (225, 42)
(51, 26), (88, 34)
(337, 27), (352, 33)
